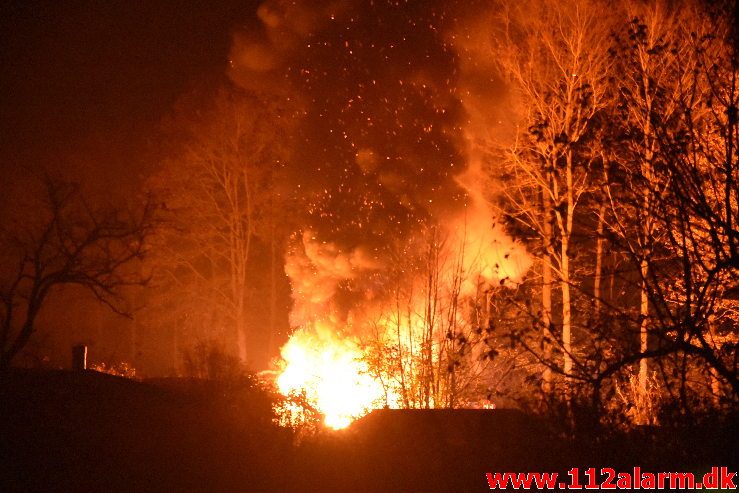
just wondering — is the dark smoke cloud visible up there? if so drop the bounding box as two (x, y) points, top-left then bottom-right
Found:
(228, 0), (505, 253)
(228, 0), (529, 329)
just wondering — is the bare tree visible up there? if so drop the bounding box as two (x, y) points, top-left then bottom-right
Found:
(598, 2), (739, 407)
(494, 0), (616, 389)
(151, 89), (289, 364)
(603, 0), (695, 396)
(361, 221), (517, 409)
(645, 4), (739, 399)
(0, 177), (158, 370)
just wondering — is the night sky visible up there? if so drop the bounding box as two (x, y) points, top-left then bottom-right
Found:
(0, 0), (259, 188)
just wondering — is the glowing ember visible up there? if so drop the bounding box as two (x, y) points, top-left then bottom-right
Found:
(276, 322), (387, 429)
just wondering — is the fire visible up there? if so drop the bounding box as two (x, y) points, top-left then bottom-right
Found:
(274, 171), (531, 430)
(276, 322), (388, 429)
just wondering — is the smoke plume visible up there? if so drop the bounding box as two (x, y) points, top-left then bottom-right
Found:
(229, 0), (529, 339)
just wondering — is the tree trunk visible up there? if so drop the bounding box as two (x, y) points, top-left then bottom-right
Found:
(542, 191), (553, 392)
(561, 234), (573, 380)
(638, 258), (649, 396)
(236, 299), (248, 363)
(561, 152), (575, 386)
(594, 202), (606, 315)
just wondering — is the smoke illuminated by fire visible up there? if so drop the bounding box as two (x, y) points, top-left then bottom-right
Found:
(275, 180), (530, 428)
(230, 0), (531, 428)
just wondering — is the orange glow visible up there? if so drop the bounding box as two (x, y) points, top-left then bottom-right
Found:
(276, 322), (390, 429)
(275, 170), (531, 429)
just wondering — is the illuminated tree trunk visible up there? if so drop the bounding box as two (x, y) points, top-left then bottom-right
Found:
(637, 95), (655, 399)
(542, 191), (554, 391)
(235, 301), (247, 362)
(638, 258), (649, 395)
(421, 232), (440, 408)
(594, 202), (606, 315)
(555, 152), (577, 384)
(394, 294), (410, 408)
(443, 246), (464, 409)
(560, 229), (573, 380)
(495, 0), (615, 401)
(614, 1), (688, 399)
(227, 166), (252, 364)
(709, 314), (722, 405)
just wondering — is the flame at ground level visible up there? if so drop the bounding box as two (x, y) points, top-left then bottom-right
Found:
(274, 188), (531, 429)
(276, 322), (393, 429)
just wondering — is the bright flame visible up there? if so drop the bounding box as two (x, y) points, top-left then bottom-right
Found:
(275, 169), (532, 429)
(276, 322), (387, 429)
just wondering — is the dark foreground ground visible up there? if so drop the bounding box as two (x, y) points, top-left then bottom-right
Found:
(1, 370), (736, 492)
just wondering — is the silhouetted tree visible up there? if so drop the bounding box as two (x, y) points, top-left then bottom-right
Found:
(604, 0), (693, 399)
(0, 177), (158, 370)
(643, 3), (739, 400)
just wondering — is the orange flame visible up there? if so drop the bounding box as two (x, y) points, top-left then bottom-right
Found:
(276, 322), (389, 429)
(275, 173), (531, 429)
